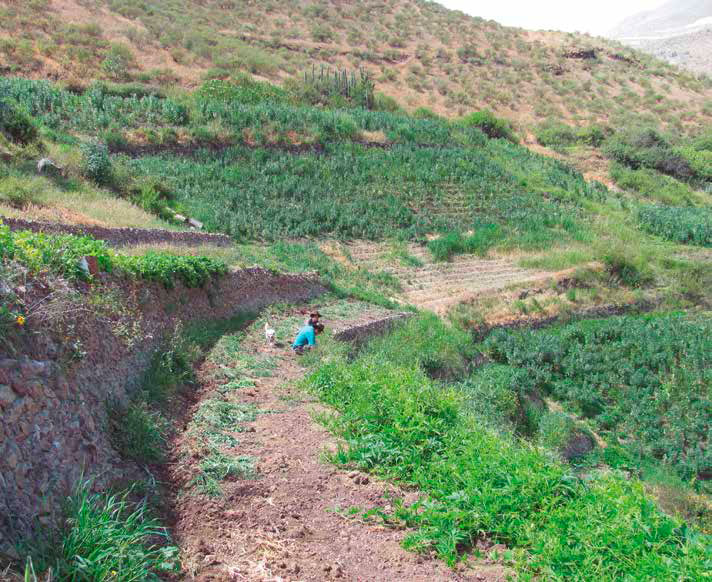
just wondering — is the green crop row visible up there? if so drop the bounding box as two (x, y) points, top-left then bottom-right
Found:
(128, 140), (601, 244)
(0, 222), (227, 287)
(304, 314), (710, 579)
(637, 205), (712, 247)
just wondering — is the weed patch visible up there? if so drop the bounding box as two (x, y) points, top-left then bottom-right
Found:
(304, 314), (709, 579)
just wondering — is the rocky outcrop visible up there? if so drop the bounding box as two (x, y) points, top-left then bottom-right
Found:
(0, 268), (325, 556)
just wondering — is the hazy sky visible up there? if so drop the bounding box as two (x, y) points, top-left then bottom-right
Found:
(437, 0), (668, 35)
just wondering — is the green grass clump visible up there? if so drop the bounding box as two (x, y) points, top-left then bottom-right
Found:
(637, 205), (712, 247)
(24, 480), (178, 580)
(304, 314), (709, 579)
(482, 313), (712, 486)
(107, 400), (168, 464)
(427, 225), (504, 261)
(0, 98), (37, 144)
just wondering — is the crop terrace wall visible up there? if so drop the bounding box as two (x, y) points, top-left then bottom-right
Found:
(1, 217), (234, 248)
(0, 268), (325, 557)
(333, 313), (412, 345)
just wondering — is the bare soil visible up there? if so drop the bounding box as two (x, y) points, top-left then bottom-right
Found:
(168, 304), (509, 581)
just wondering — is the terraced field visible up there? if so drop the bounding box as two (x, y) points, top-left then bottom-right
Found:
(344, 243), (553, 313)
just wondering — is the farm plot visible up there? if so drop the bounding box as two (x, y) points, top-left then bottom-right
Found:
(344, 242), (554, 313)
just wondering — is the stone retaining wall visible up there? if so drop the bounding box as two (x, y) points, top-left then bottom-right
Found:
(333, 313), (412, 345)
(1, 216), (233, 248)
(0, 268), (325, 557)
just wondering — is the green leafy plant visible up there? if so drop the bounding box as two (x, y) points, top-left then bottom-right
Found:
(637, 205), (712, 247)
(304, 314), (708, 579)
(80, 141), (112, 185)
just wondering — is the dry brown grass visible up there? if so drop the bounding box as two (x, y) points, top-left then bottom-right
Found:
(0, 0), (709, 135)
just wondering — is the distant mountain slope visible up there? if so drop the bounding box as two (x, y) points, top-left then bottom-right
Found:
(609, 0), (712, 74)
(610, 0), (712, 37)
(0, 0), (710, 131)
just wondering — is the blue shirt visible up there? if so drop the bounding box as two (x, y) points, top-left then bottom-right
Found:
(293, 325), (316, 348)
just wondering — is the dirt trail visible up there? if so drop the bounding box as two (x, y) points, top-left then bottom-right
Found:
(169, 301), (507, 581)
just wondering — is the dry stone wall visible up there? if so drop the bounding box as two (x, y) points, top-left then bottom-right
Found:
(0, 268), (325, 557)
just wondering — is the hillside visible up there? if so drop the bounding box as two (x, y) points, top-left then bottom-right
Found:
(609, 0), (712, 74)
(1, 0), (711, 133)
(1, 2), (712, 581)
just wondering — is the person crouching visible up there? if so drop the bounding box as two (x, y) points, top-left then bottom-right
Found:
(292, 322), (324, 354)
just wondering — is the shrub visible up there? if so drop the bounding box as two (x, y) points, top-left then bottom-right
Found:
(80, 141), (112, 185)
(602, 248), (654, 287)
(609, 164), (699, 206)
(412, 107), (441, 120)
(534, 121), (578, 148)
(0, 176), (44, 208)
(459, 109), (518, 143)
(603, 127), (693, 181)
(0, 99), (37, 144)
(535, 121), (609, 150)
(373, 92), (402, 113)
(196, 76), (289, 106)
(101, 43), (135, 81)
(676, 146), (712, 182)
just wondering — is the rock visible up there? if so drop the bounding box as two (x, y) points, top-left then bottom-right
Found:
(174, 214), (187, 222)
(37, 158), (62, 174)
(0, 384), (16, 409)
(188, 218), (203, 229)
(5, 398), (25, 423)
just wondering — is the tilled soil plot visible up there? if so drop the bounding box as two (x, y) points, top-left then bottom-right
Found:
(168, 301), (508, 582)
(344, 243), (554, 314)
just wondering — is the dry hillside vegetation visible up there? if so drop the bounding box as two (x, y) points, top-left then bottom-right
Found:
(1, 0), (711, 133)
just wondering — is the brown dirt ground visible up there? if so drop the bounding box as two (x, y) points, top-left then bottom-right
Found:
(167, 305), (509, 582)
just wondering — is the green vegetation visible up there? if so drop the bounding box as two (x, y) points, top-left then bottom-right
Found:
(0, 98), (37, 144)
(535, 121), (608, 149)
(482, 313), (711, 488)
(638, 205), (712, 247)
(427, 225), (504, 261)
(130, 140), (597, 246)
(23, 480), (178, 581)
(0, 222), (227, 287)
(460, 109), (518, 143)
(304, 315), (710, 579)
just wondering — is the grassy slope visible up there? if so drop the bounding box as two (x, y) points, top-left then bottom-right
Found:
(0, 0), (710, 133)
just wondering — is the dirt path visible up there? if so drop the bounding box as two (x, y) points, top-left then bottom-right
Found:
(169, 300), (507, 581)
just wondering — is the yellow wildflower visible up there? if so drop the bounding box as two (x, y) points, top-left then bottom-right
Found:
(16, 315), (25, 326)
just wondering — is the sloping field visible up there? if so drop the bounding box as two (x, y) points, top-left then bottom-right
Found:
(345, 243), (553, 313)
